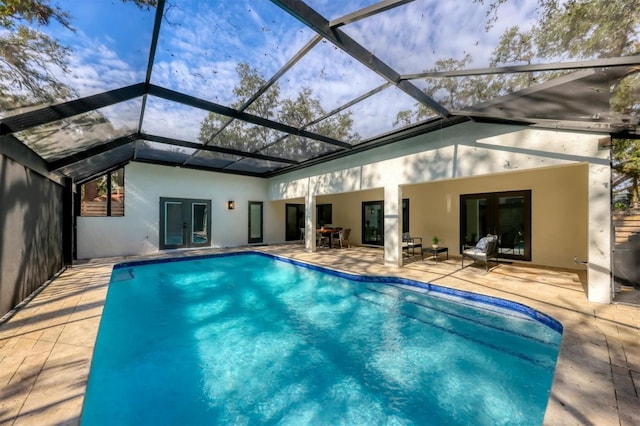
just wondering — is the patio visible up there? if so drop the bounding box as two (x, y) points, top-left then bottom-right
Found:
(0, 245), (638, 425)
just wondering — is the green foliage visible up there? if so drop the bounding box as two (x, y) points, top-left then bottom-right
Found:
(0, 0), (72, 30)
(0, 26), (73, 111)
(399, 0), (640, 122)
(0, 0), (157, 113)
(613, 138), (640, 208)
(535, 0), (640, 58)
(199, 63), (358, 161)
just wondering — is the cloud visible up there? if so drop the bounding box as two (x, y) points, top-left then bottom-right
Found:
(36, 0), (542, 153)
(56, 32), (145, 96)
(342, 0), (540, 73)
(141, 96), (208, 142)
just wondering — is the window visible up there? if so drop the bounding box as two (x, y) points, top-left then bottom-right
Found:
(317, 204), (332, 227)
(80, 168), (124, 216)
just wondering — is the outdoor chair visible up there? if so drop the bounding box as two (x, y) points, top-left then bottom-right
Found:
(316, 229), (328, 248)
(402, 232), (423, 259)
(461, 234), (499, 271)
(333, 228), (351, 248)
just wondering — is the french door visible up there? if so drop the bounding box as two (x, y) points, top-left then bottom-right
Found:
(460, 190), (531, 260)
(159, 197), (211, 249)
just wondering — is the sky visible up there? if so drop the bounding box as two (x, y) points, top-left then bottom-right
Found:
(28, 0), (542, 146)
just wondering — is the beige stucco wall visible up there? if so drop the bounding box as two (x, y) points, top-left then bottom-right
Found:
(272, 165), (588, 269)
(402, 164), (588, 268)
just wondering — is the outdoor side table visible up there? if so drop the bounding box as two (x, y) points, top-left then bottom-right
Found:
(423, 247), (448, 263)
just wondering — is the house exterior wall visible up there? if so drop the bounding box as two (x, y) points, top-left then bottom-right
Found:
(268, 122), (606, 199)
(77, 162), (274, 259)
(402, 165), (589, 269)
(278, 166), (588, 269)
(267, 122), (611, 302)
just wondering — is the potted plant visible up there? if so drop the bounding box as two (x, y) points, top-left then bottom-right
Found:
(432, 236), (439, 249)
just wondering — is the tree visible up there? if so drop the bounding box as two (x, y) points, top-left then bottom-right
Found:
(401, 0), (640, 119)
(199, 63), (357, 161)
(0, 0), (157, 113)
(399, 0), (640, 211)
(612, 138), (640, 209)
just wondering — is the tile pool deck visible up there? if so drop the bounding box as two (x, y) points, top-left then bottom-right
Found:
(1, 245), (638, 425)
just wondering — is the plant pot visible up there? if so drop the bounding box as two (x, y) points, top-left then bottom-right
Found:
(432, 244), (438, 249)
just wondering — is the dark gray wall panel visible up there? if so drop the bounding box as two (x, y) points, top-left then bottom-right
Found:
(0, 153), (64, 318)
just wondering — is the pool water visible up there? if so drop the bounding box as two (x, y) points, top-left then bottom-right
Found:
(81, 252), (562, 425)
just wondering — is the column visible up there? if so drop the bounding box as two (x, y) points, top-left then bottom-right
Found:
(587, 162), (612, 303)
(305, 189), (316, 252)
(384, 184), (403, 267)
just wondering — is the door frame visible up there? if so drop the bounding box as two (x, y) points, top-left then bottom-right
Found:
(248, 201), (264, 244)
(460, 190), (531, 261)
(285, 203), (305, 241)
(159, 197), (212, 249)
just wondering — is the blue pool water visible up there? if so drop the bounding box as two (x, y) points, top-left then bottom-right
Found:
(82, 252), (562, 425)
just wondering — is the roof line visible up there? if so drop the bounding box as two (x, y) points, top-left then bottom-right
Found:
(266, 116), (470, 178)
(48, 134), (138, 171)
(0, 83), (146, 135)
(142, 133), (299, 165)
(132, 157), (265, 178)
(76, 161), (132, 185)
(147, 84), (352, 149)
(402, 55), (640, 79)
(462, 67), (631, 112)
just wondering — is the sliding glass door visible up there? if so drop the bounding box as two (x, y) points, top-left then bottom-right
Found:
(460, 190), (531, 260)
(160, 197), (211, 249)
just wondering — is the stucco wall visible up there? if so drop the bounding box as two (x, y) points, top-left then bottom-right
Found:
(77, 162), (274, 259)
(268, 122), (607, 199)
(402, 165), (588, 269)
(271, 166), (588, 269)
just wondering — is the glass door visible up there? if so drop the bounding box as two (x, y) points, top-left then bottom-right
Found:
(285, 204), (305, 241)
(164, 201), (185, 247)
(248, 201), (263, 244)
(460, 190), (531, 260)
(191, 203), (209, 245)
(160, 197), (211, 249)
(362, 201), (384, 246)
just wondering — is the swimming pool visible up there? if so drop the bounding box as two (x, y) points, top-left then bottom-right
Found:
(81, 252), (562, 425)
